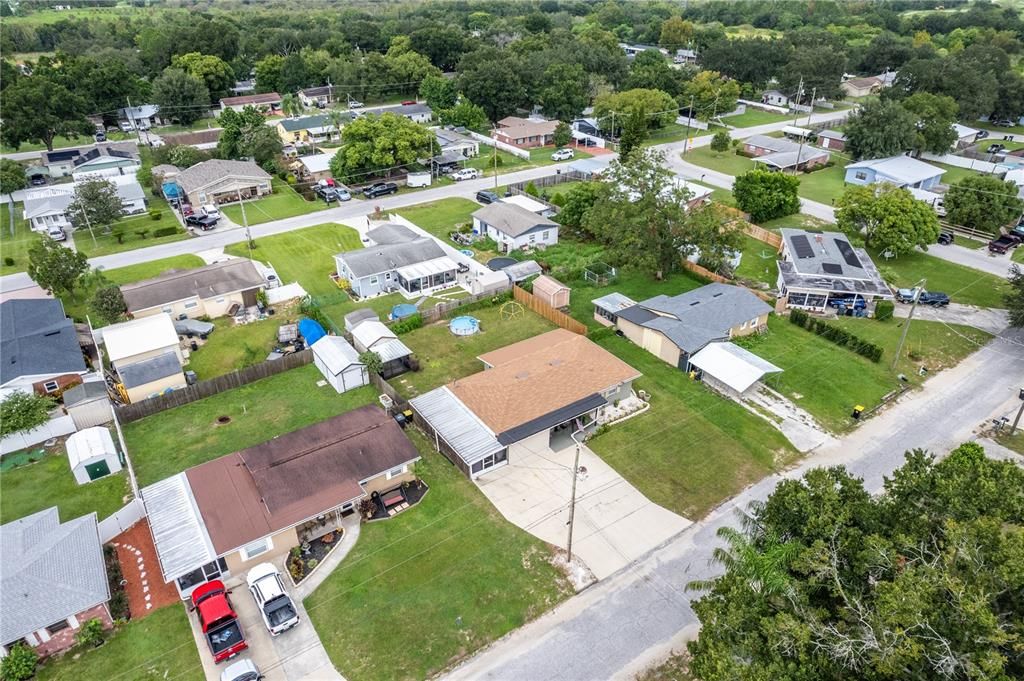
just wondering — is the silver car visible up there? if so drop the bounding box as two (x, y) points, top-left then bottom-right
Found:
(220, 659), (261, 681)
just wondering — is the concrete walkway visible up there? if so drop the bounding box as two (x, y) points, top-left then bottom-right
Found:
(743, 385), (836, 453)
(893, 302), (1010, 334)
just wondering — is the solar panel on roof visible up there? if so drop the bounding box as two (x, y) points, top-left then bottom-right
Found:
(834, 238), (861, 268)
(791, 234), (815, 259)
(48, 150), (80, 162)
(821, 262), (843, 275)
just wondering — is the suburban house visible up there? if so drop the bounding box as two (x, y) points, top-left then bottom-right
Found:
(952, 123), (981, 150)
(501, 194), (557, 218)
(614, 283), (772, 371)
(761, 90), (792, 108)
(0, 300), (88, 394)
(472, 202), (559, 251)
(334, 223), (461, 299)
(0, 508), (111, 659)
(619, 43), (668, 58)
(360, 102), (433, 123)
(844, 155), (945, 189)
(411, 329), (640, 478)
(675, 48), (699, 65)
(143, 406), (421, 598)
(743, 135), (829, 171)
(817, 129), (846, 151)
(276, 113), (348, 145)
(840, 76), (882, 98)
(298, 85), (336, 108)
(350, 320), (413, 378)
(493, 116), (559, 148)
(175, 159), (272, 206)
(219, 92), (282, 112)
(102, 314), (185, 404)
(41, 142), (139, 179)
(434, 127), (480, 157)
(777, 228), (894, 313)
(294, 152), (337, 182)
(120, 259), (265, 320)
(23, 176), (147, 232)
(117, 104), (162, 129)
(688, 341), (783, 399)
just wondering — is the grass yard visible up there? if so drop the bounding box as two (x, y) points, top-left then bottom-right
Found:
(793, 163), (848, 204)
(566, 269), (705, 330)
(186, 312), (290, 381)
(932, 162), (994, 185)
(391, 305), (557, 398)
(588, 336), (797, 519)
(100, 254), (206, 285)
(681, 146), (756, 177)
(719, 109), (793, 128)
(994, 429), (1024, 455)
(221, 179), (329, 226)
(0, 203), (41, 275)
(759, 213), (831, 231)
(307, 429), (572, 681)
(226, 222), (362, 296)
(396, 198), (479, 241)
(36, 605), (203, 681)
(957, 236), (989, 250)
(75, 204), (189, 259)
(644, 122), (694, 145)
(123, 365), (376, 486)
(0, 444), (128, 523)
(464, 148), (532, 174)
(735, 235), (780, 288)
(317, 290), (406, 332)
(869, 246), (1010, 308)
(1013, 246), (1024, 263)
(709, 187), (737, 207)
(0, 130), (136, 154)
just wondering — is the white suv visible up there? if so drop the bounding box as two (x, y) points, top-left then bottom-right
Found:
(246, 563), (299, 636)
(551, 148), (574, 161)
(450, 168), (480, 181)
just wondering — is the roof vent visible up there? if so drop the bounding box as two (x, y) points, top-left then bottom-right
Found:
(549, 359), (563, 367)
(689, 301), (701, 306)
(515, 371), (530, 380)
(712, 292), (723, 298)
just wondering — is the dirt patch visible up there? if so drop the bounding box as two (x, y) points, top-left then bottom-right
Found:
(111, 519), (180, 617)
(216, 415), (232, 425)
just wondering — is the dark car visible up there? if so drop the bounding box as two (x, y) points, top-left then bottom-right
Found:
(988, 234), (1022, 254)
(475, 190), (500, 204)
(313, 185), (337, 202)
(362, 182), (398, 198)
(937, 230), (954, 245)
(1011, 224), (1024, 240)
(29, 175), (46, 186)
(186, 215), (219, 231)
(986, 143), (1006, 154)
(919, 291), (950, 307)
(976, 129), (990, 139)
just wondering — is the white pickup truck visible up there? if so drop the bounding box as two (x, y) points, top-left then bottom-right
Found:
(246, 563), (299, 636)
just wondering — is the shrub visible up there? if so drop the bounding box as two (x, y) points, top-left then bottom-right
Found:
(153, 226), (179, 237)
(103, 545), (130, 621)
(77, 618), (105, 647)
(359, 350), (383, 374)
(524, 181), (539, 197)
(3, 256), (13, 266)
(0, 643), (37, 681)
(135, 228), (150, 239)
(148, 209), (161, 221)
(391, 313), (423, 334)
(874, 300), (894, 321)
(286, 174), (297, 185)
(788, 310), (883, 362)
(306, 558), (319, 570)
(587, 326), (615, 342)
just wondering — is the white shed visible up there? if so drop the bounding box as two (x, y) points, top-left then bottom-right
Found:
(66, 427), (122, 484)
(688, 342), (783, 398)
(312, 336), (369, 394)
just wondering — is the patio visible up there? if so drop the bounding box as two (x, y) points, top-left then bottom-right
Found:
(365, 480), (429, 521)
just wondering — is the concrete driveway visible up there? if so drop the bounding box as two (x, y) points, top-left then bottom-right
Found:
(893, 301), (1010, 334)
(475, 438), (691, 580)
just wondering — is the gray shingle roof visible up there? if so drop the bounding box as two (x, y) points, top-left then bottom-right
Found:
(337, 238), (446, 278)
(175, 159), (271, 196)
(120, 259), (265, 313)
(278, 113), (350, 132)
(366, 223), (418, 245)
(0, 300), (86, 386)
(62, 380), (110, 408)
(473, 202), (557, 238)
(1, 508), (109, 643)
(118, 351), (182, 389)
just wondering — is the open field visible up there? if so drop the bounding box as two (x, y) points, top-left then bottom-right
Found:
(221, 179), (329, 225)
(396, 197), (479, 240)
(0, 203), (39, 275)
(869, 246), (1011, 308)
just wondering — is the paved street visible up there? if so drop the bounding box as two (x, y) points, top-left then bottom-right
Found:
(444, 326), (1024, 681)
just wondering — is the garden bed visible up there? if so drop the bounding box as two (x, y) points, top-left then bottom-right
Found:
(363, 480), (429, 521)
(287, 530), (343, 585)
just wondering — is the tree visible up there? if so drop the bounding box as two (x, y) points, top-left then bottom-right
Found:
(688, 443), (1024, 681)
(0, 75), (92, 151)
(843, 99), (917, 160)
(624, 49), (688, 97)
(1006, 265), (1024, 328)
(0, 159), (27, 236)
(617, 109), (648, 160)
(154, 144), (208, 170)
(329, 112), (433, 181)
(90, 283), (127, 326)
(778, 44), (847, 101)
(217, 106), (268, 159)
(700, 38), (790, 90)
(410, 26), (467, 71)
(835, 183), (940, 255)
(254, 55), (285, 94)
(688, 204), (745, 275)
(539, 63), (589, 122)
(710, 130), (731, 152)
(459, 55), (527, 122)
(732, 170), (800, 223)
(359, 350), (383, 375)
(67, 177), (125, 241)
(241, 124), (284, 168)
(593, 88), (677, 134)
(419, 73), (458, 110)
(438, 99), (489, 131)
(280, 53), (310, 94)
(171, 52), (235, 103)
(993, 71), (1024, 122)
(555, 182), (601, 232)
(901, 92), (958, 156)
(552, 121), (572, 149)
(660, 17), (694, 52)
(280, 93), (302, 118)
(0, 642), (38, 681)
(944, 175), (1024, 235)
(151, 68), (210, 125)
(684, 71), (740, 122)
(0, 389), (55, 437)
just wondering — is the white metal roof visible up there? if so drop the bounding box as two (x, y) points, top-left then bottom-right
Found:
(845, 155), (944, 186)
(351, 320), (395, 349)
(782, 125), (812, 137)
(65, 427), (116, 468)
(312, 335), (361, 375)
(372, 337), (412, 363)
(952, 123), (979, 139)
(593, 292), (637, 312)
(298, 151), (337, 174)
(141, 473), (217, 582)
(502, 194), (549, 214)
(102, 313), (179, 364)
(395, 255), (458, 280)
(410, 386), (503, 466)
(689, 342), (782, 393)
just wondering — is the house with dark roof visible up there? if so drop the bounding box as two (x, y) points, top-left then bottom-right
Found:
(0, 300), (87, 394)
(472, 202), (559, 252)
(175, 159), (272, 206)
(298, 85), (336, 108)
(142, 406), (421, 596)
(120, 259), (265, 319)
(1, 508), (111, 658)
(334, 223), (461, 298)
(743, 135), (829, 171)
(40, 142), (139, 179)
(817, 129), (846, 151)
(219, 92), (282, 112)
(777, 228), (893, 313)
(615, 283), (773, 370)
(434, 127), (480, 158)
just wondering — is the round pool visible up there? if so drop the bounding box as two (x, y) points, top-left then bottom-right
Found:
(390, 303), (418, 320)
(449, 316), (480, 336)
(460, 248), (475, 257)
(487, 257), (517, 271)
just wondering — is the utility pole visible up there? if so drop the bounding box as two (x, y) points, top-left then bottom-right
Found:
(892, 278), (925, 371)
(805, 86), (817, 126)
(1011, 388), (1024, 434)
(492, 127), (499, 191)
(78, 203), (97, 247)
(792, 76), (804, 127)
(126, 96), (142, 144)
(682, 95), (695, 155)
(566, 421), (585, 563)
(237, 188), (253, 259)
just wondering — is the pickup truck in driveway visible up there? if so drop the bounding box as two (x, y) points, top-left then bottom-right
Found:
(362, 182), (398, 198)
(988, 234), (1022, 254)
(247, 563), (299, 636)
(192, 580), (247, 663)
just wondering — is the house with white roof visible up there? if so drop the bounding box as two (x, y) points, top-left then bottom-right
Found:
(350, 320), (413, 378)
(844, 155), (945, 190)
(951, 123), (981, 150)
(22, 175), (147, 233)
(101, 314), (186, 403)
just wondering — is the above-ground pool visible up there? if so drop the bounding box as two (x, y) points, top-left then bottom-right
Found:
(449, 316), (480, 336)
(487, 257), (517, 271)
(460, 248), (475, 257)
(391, 303), (418, 320)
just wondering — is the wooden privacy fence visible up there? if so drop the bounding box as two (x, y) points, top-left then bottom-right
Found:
(682, 259), (775, 303)
(117, 349), (313, 423)
(743, 223), (783, 250)
(512, 285), (587, 335)
(418, 282), (513, 324)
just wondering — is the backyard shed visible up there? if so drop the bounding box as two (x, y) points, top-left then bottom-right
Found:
(312, 336), (369, 394)
(66, 426), (122, 484)
(503, 260), (543, 283)
(688, 342), (782, 398)
(63, 381), (112, 429)
(343, 309), (379, 332)
(531, 275), (570, 308)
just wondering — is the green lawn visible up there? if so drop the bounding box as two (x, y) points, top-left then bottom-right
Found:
(221, 179), (329, 226)
(186, 313), (287, 381)
(306, 428), (572, 681)
(793, 163), (849, 204)
(736, 315), (990, 432)
(644, 122), (694, 145)
(719, 109), (794, 128)
(75, 204), (190, 259)
(869, 246), (1010, 308)
(680, 146), (755, 177)
(0, 203), (41, 275)
(0, 444), (128, 523)
(1013, 246), (1024, 263)
(0, 130), (136, 154)
(36, 605), (203, 681)
(995, 429), (1024, 455)
(391, 305), (557, 398)
(932, 162), (993, 186)
(957, 236), (988, 250)
(464, 148), (532, 174)
(225, 222), (362, 296)
(565, 269), (705, 330)
(735, 235), (779, 288)
(100, 254), (206, 285)
(396, 198), (479, 240)
(588, 336), (797, 519)
(759, 213), (831, 231)
(123, 365), (376, 486)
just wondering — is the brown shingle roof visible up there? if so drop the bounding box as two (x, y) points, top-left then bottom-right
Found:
(450, 329), (640, 435)
(120, 259), (265, 313)
(186, 405), (421, 554)
(494, 119), (558, 141)
(220, 92), (282, 107)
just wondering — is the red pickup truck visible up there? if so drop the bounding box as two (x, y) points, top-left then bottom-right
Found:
(192, 580), (248, 663)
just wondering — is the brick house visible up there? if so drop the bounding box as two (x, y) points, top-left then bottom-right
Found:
(493, 116), (559, 149)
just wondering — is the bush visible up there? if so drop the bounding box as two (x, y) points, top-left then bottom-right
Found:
(391, 313), (423, 334)
(148, 209), (161, 221)
(3, 256), (13, 266)
(153, 226), (179, 237)
(77, 618), (105, 647)
(444, 290), (512, 318)
(874, 300), (894, 321)
(135, 228), (151, 239)
(788, 310), (883, 362)
(587, 326), (615, 342)
(524, 181), (539, 197)
(0, 643), (37, 681)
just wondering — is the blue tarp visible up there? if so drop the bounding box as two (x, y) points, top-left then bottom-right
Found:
(162, 181), (181, 200)
(299, 318), (327, 346)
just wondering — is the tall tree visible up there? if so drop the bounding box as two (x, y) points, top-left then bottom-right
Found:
(659, 17), (694, 52)
(700, 38), (789, 90)
(944, 175), (1024, 235)
(329, 112), (432, 181)
(539, 63), (589, 122)
(410, 26), (467, 71)
(217, 106), (273, 160)
(844, 99), (917, 160)
(0, 159), (27, 237)
(280, 52), (310, 94)
(151, 68), (210, 125)
(438, 99), (489, 131)
(901, 92), (958, 156)
(555, 182), (601, 232)
(27, 238), (89, 296)
(0, 75), (92, 151)
(89, 282), (127, 326)
(732, 169), (800, 223)
(67, 177), (125, 241)
(778, 44), (847, 101)
(459, 54), (527, 122)
(1006, 265), (1024, 328)
(624, 49), (688, 97)
(0, 391), (55, 438)
(684, 70), (740, 121)
(835, 183), (941, 255)
(617, 109), (648, 160)
(170, 52), (235, 103)
(418, 73), (458, 110)
(593, 88), (677, 134)
(254, 55), (286, 94)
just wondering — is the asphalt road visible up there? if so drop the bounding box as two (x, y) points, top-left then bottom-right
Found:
(443, 325), (1024, 681)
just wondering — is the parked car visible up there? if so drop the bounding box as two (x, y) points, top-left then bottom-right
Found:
(401, 100), (417, 105)
(119, 121), (134, 133)
(977, 129), (990, 139)
(220, 659), (262, 681)
(335, 187), (351, 201)
(186, 215), (219, 231)
(918, 291), (950, 306)
(986, 143), (1006, 154)
(94, 131), (106, 142)
(551, 148), (575, 161)
(937, 230), (954, 245)
(348, 99), (364, 109)
(202, 204), (220, 218)
(362, 182), (398, 198)
(29, 174), (46, 186)
(475, 190), (500, 204)
(994, 119), (1016, 127)
(47, 227), (67, 241)
(988, 234), (1022, 254)
(192, 580), (247, 663)
(181, 203), (195, 217)
(313, 185), (336, 202)
(1011, 223), (1024, 240)
(247, 563), (300, 637)
(450, 168), (480, 181)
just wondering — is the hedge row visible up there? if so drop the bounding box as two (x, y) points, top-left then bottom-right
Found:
(152, 226), (179, 238)
(790, 309), (883, 362)
(391, 313), (423, 334)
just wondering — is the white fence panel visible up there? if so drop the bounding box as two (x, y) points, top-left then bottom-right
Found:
(467, 131), (531, 160)
(0, 415), (76, 455)
(676, 115), (709, 131)
(267, 283), (307, 304)
(738, 99), (788, 114)
(920, 152), (1000, 174)
(98, 498), (145, 542)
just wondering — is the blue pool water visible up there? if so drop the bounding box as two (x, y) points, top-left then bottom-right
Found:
(449, 316), (480, 336)
(460, 248), (475, 257)
(391, 304), (418, 320)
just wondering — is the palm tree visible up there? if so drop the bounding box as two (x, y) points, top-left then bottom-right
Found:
(687, 525), (799, 600)
(326, 109), (346, 142)
(281, 94), (302, 118)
